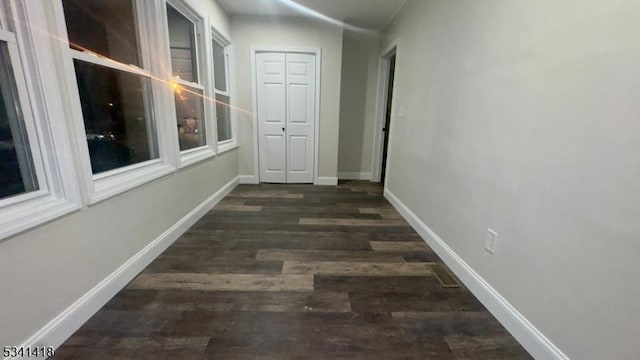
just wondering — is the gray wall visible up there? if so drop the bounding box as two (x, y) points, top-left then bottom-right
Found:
(0, 0), (238, 347)
(382, 1), (640, 359)
(337, 30), (380, 177)
(231, 15), (344, 179)
(0, 152), (238, 345)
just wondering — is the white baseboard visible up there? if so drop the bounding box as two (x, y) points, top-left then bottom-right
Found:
(238, 174), (259, 184)
(384, 189), (569, 360)
(314, 176), (338, 186)
(11, 176), (240, 359)
(338, 172), (372, 180)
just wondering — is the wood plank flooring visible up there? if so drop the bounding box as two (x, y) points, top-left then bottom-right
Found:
(54, 181), (531, 359)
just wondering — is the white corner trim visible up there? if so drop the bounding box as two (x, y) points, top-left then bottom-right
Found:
(0, 197), (80, 241)
(178, 147), (217, 169)
(338, 172), (372, 181)
(11, 176), (240, 358)
(90, 163), (176, 205)
(238, 175), (259, 184)
(217, 142), (239, 155)
(384, 189), (569, 360)
(314, 177), (338, 186)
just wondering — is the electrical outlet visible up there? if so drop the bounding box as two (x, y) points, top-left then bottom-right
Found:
(485, 229), (498, 254)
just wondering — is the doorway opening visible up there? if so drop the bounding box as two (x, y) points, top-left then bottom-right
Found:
(372, 44), (397, 184)
(380, 53), (395, 184)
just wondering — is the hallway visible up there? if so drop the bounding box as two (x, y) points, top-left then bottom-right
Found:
(54, 181), (529, 359)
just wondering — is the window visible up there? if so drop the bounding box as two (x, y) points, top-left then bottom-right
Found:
(0, 42), (38, 200)
(1, 1), (80, 239)
(166, 3), (207, 152)
(59, 0), (174, 203)
(62, 0), (159, 174)
(212, 36), (233, 144)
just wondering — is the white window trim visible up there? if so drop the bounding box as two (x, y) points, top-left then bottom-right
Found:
(163, 0), (217, 169)
(50, 0), (176, 205)
(217, 139), (238, 155)
(0, 29), (48, 196)
(0, 1), (81, 240)
(0, 7), (7, 30)
(211, 28), (237, 151)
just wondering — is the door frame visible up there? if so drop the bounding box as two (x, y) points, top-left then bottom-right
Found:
(250, 46), (322, 184)
(371, 41), (398, 183)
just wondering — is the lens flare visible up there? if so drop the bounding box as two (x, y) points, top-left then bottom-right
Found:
(24, 20), (252, 116)
(273, 0), (376, 34)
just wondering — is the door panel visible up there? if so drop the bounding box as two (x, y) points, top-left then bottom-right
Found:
(264, 84), (285, 122)
(289, 84), (308, 124)
(264, 61), (283, 75)
(285, 53), (315, 183)
(289, 61), (309, 75)
(265, 135), (286, 171)
(289, 135), (308, 171)
(256, 52), (286, 183)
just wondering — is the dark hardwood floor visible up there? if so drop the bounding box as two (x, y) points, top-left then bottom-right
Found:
(54, 181), (531, 359)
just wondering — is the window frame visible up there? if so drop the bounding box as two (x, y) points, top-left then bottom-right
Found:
(0, 0), (81, 240)
(52, 0), (176, 204)
(211, 28), (237, 153)
(163, 0), (217, 168)
(0, 28), (48, 203)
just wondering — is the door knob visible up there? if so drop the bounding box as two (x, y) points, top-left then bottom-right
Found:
(282, 127), (285, 131)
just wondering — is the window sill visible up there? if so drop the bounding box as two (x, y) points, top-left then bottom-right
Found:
(178, 146), (216, 169)
(90, 161), (175, 204)
(217, 141), (238, 155)
(0, 194), (80, 241)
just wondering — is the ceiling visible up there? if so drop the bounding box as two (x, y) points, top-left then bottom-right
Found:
(218, 0), (407, 31)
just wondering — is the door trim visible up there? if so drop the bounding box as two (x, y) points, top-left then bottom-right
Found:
(250, 46), (322, 184)
(371, 40), (399, 183)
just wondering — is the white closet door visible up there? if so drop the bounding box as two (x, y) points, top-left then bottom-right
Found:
(285, 53), (316, 183)
(256, 52), (287, 183)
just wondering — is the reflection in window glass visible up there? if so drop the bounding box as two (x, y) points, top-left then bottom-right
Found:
(175, 85), (206, 151)
(73, 60), (158, 174)
(62, 0), (141, 66)
(212, 40), (226, 91)
(216, 94), (231, 142)
(166, 5), (197, 83)
(0, 43), (38, 199)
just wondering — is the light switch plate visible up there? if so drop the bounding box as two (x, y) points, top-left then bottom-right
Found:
(485, 229), (498, 254)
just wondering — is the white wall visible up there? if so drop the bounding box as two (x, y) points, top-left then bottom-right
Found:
(0, 0), (238, 348)
(231, 15), (344, 179)
(382, 1), (640, 359)
(202, 0), (231, 40)
(337, 30), (380, 178)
